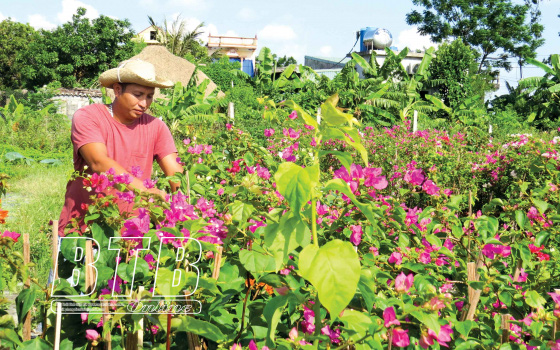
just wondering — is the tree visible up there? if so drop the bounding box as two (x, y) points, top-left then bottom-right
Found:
(148, 15), (211, 62)
(275, 55), (297, 67)
(0, 19), (35, 89)
(406, 0), (544, 72)
(428, 39), (479, 109)
(21, 7), (135, 89)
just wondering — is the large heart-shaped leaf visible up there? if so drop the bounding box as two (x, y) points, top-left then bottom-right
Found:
(299, 239), (360, 319)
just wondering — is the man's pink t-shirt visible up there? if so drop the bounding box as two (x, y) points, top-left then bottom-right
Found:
(58, 103), (177, 235)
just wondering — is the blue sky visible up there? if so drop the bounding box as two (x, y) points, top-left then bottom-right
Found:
(1, 0), (559, 95)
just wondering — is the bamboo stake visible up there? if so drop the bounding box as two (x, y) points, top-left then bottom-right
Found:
(501, 314), (510, 343)
(212, 246), (223, 280)
(23, 234), (31, 341)
(126, 287), (144, 349)
(85, 240), (95, 294)
(103, 302), (112, 350)
(413, 110), (418, 133)
(54, 302), (62, 350)
(465, 289), (481, 321)
(52, 219), (59, 281)
(467, 262), (477, 304)
(555, 289), (560, 339)
(468, 190), (473, 217)
(228, 102), (234, 121)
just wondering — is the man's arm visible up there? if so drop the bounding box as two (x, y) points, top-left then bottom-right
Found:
(79, 142), (160, 194)
(157, 153), (184, 193)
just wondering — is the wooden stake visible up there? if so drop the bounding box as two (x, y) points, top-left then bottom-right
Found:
(52, 219), (59, 281)
(413, 110), (418, 133)
(126, 287), (144, 349)
(212, 246), (223, 280)
(228, 102), (234, 121)
(501, 314), (511, 343)
(317, 108), (321, 125)
(85, 240), (95, 294)
(467, 262), (477, 304)
(468, 190), (473, 217)
(103, 302), (112, 350)
(465, 289), (481, 321)
(23, 234), (31, 341)
(54, 302), (62, 350)
(555, 289), (560, 339)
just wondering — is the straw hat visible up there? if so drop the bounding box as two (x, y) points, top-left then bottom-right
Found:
(99, 59), (174, 89)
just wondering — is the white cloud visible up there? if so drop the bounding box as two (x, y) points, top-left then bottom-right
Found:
(57, 0), (99, 23)
(224, 30), (238, 37)
(258, 24), (297, 42)
(394, 27), (437, 52)
(237, 8), (256, 21)
(0, 12), (5, 21)
(28, 14), (57, 30)
(319, 45), (333, 56)
(166, 0), (209, 11)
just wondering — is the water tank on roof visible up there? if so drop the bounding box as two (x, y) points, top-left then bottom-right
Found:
(363, 28), (393, 50)
(359, 27), (377, 52)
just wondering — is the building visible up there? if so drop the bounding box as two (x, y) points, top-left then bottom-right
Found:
(305, 27), (425, 79)
(133, 25), (164, 45)
(206, 35), (258, 77)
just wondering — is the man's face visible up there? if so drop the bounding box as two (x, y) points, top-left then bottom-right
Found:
(112, 83), (155, 124)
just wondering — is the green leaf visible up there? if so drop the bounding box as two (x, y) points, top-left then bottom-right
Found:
(0, 327), (21, 346)
(243, 152), (255, 167)
(324, 179), (379, 225)
(319, 150), (353, 171)
(282, 100), (318, 129)
(358, 270), (376, 312)
(536, 231), (550, 246)
(455, 320), (475, 338)
(239, 249), (276, 274)
(16, 288), (36, 327)
(525, 290), (546, 308)
(533, 199), (549, 215)
(19, 337), (53, 350)
(177, 316), (226, 342)
(154, 268), (187, 297)
(515, 210), (528, 230)
(298, 240), (360, 319)
(320, 100), (355, 126)
(411, 311), (440, 334)
(340, 309), (373, 342)
(274, 163), (319, 214)
(264, 295), (288, 347)
(229, 200), (255, 224)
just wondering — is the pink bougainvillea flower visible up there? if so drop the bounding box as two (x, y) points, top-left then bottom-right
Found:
(422, 180), (440, 196)
(388, 252), (402, 265)
(130, 165), (143, 178)
(301, 304), (315, 334)
(226, 123), (233, 130)
(143, 179), (157, 189)
(230, 344), (242, 350)
(81, 313), (88, 324)
(420, 324), (453, 348)
(404, 168), (425, 186)
(363, 167), (388, 190)
(394, 272), (414, 293)
(383, 307), (400, 328)
(516, 268), (528, 282)
(248, 340), (258, 350)
(392, 327), (410, 347)
(443, 189), (453, 196)
(419, 252), (431, 264)
(264, 128), (275, 137)
(321, 325), (341, 344)
(217, 188), (225, 195)
(288, 110), (298, 120)
(1, 230), (21, 242)
(85, 329), (100, 341)
(349, 225), (363, 246)
(256, 164), (271, 180)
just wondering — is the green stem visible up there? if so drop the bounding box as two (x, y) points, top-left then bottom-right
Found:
(312, 196), (318, 248)
(313, 295), (322, 344)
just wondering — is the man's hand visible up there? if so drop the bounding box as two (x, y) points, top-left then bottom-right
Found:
(157, 153), (184, 193)
(143, 187), (167, 200)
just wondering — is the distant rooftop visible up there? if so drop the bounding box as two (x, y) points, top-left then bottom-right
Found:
(304, 56), (351, 65)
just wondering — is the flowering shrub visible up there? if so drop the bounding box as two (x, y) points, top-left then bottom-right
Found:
(4, 95), (560, 349)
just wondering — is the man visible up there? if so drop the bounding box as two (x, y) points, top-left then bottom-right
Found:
(58, 59), (183, 235)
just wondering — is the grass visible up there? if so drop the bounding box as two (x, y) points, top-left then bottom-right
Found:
(2, 161), (73, 285)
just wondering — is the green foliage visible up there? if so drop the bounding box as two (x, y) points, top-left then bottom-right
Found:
(20, 7), (135, 89)
(200, 56), (250, 93)
(0, 19), (35, 90)
(406, 0), (545, 72)
(428, 39), (480, 109)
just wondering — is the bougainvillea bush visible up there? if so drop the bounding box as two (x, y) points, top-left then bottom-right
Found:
(4, 95), (560, 350)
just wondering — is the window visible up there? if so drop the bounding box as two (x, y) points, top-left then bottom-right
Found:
(150, 30), (157, 41)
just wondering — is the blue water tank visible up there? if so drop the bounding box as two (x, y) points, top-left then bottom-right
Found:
(359, 27), (377, 52)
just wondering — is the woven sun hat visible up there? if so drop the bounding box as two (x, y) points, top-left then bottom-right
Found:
(99, 59), (174, 89)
